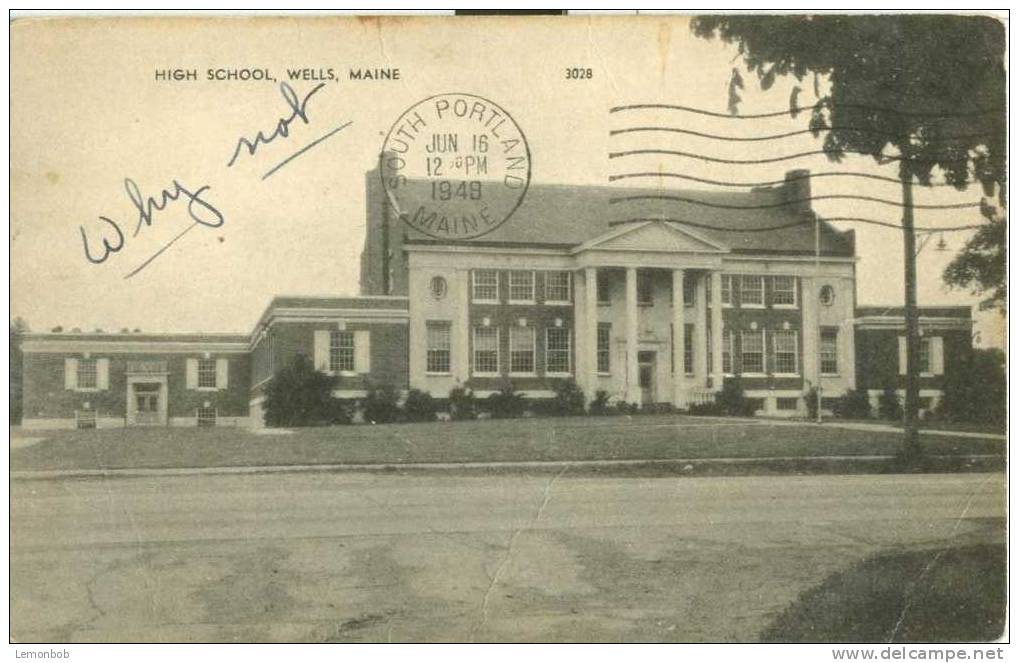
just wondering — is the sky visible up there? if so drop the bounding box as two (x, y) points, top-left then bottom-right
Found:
(10, 15), (1004, 347)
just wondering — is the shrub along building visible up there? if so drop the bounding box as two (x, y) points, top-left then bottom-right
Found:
(20, 168), (973, 429)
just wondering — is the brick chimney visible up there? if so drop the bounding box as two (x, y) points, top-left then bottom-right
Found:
(784, 169), (812, 215)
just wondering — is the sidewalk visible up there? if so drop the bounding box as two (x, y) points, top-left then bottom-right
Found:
(768, 419), (1006, 441)
(11, 452), (1004, 481)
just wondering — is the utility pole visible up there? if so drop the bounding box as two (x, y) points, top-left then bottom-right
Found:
(900, 161), (921, 459)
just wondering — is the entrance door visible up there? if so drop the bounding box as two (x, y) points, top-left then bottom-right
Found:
(638, 351), (656, 405)
(133, 383), (162, 425)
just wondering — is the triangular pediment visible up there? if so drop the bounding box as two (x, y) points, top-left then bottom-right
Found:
(573, 221), (728, 254)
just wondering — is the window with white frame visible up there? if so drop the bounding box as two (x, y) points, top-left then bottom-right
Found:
(637, 272), (654, 305)
(596, 271), (611, 304)
(820, 328), (839, 375)
(508, 270), (535, 303)
(472, 270), (499, 302)
(721, 275), (733, 306)
(77, 358), (98, 389)
(772, 276), (797, 307)
(544, 271), (571, 303)
(330, 330), (355, 373)
(683, 274), (696, 307)
(773, 330), (799, 375)
(740, 275), (764, 307)
(426, 322), (451, 374)
(509, 326), (536, 374)
(919, 337), (931, 374)
(597, 323), (611, 374)
(545, 328), (571, 374)
(741, 330), (765, 374)
(722, 327), (733, 374)
(197, 358), (217, 388)
(473, 327), (500, 374)
(197, 406), (217, 427)
(684, 323), (695, 375)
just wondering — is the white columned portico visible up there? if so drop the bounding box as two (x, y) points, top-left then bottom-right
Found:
(694, 272), (709, 387)
(583, 267), (599, 397)
(625, 267), (640, 403)
(710, 271), (724, 390)
(672, 269), (686, 407)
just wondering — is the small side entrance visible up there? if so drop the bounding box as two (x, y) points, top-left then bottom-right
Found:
(126, 369), (169, 426)
(638, 351), (656, 405)
(133, 383), (162, 425)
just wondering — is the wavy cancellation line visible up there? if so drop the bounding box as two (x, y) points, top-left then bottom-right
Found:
(613, 216), (988, 234)
(609, 126), (993, 143)
(608, 193), (980, 211)
(608, 171), (978, 189)
(610, 103), (1003, 120)
(609, 148), (971, 166)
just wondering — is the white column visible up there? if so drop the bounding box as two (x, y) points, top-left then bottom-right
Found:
(453, 270), (471, 383)
(711, 271), (724, 391)
(625, 267), (640, 403)
(672, 269), (686, 407)
(694, 272), (709, 387)
(583, 267), (599, 397)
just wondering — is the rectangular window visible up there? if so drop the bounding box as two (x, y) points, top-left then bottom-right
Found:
(545, 328), (571, 374)
(773, 330), (799, 375)
(75, 409), (97, 429)
(772, 276), (797, 307)
(508, 270), (535, 303)
(197, 358), (218, 388)
(683, 274), (696, 307)
(820, 328), (839, 375)
(597, 271), (611, 304)
(741, 330), (765, 374)
(597, 323), (611, 374)
(77, 358), (97, 389)
(509, 326), (536, 374)
(77, 359), (99, 390)
(919, 337), (931, 374)
(426, 322), (452, 374)
(683, 323), (694, 375)
(544, 271), (571, 303)
(473, 327), (500, 375)
(197, 406), (217, 427)
(637, 272), (654, 305)
(721, 275), (733, 306)
(330, 330), (355, 373)
(776, 397), (800, 411)
(722, 328), (733, 374)
(472, 269), (499, 302)
(740, 275), (764, 307)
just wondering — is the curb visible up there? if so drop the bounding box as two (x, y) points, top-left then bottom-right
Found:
(10, 454), (1005, 481)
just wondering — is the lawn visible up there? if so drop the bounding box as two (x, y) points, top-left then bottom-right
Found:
(761, 544), (1006, 642)
(9, 415), (1005, 473)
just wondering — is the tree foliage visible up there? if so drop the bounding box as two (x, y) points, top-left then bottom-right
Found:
(692, 16), (1006, 308)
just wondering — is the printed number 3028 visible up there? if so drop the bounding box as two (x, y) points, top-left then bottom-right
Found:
(565, 67), (593, 79)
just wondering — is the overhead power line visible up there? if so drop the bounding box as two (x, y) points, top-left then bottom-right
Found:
(609, 126), (993, 143)
(608, 171), (974, 188)
(610, 103), (1003, 120)
(608, 193), (980, 211)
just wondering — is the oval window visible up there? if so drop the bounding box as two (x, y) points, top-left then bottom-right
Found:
(430, 276), (448, 300)
(819, 285), (835, 307)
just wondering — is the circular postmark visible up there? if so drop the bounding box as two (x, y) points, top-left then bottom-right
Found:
(380, 93), (531, 240)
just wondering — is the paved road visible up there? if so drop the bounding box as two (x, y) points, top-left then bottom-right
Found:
(11, 471), (1005, 643)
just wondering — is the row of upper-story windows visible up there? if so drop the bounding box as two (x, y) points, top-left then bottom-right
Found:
(593, 272), (799, 309)
(471, 270), (572, 304)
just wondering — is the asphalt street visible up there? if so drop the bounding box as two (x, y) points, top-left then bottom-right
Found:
(10, 470), (1005, 643)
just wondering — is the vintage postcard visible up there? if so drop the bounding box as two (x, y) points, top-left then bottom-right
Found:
(9, 13), (1007, 648)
